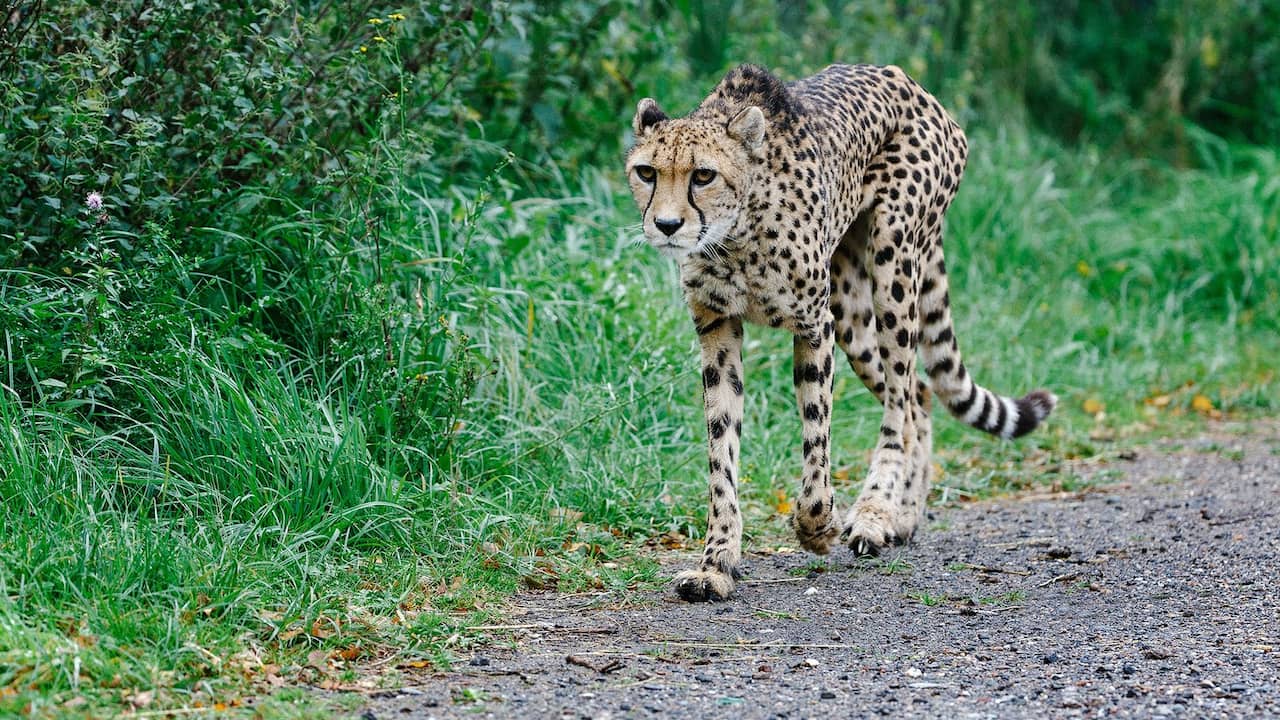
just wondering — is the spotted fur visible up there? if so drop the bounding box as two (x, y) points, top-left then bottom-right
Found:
(625, 64), (1056, 602)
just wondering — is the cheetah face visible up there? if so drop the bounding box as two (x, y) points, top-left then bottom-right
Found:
(625, 99), (765, 259)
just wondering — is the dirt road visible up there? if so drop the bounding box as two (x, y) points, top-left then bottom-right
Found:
(360, 424), (1280, 719)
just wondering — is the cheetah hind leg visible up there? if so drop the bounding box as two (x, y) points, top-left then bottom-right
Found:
(895, 381), (934, 544)
(840, 465), (907, 556)
(840, 383), (932, 555)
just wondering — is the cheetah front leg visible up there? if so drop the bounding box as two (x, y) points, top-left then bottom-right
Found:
(790, 319), (841, 554)
(674, 311), (745, 602)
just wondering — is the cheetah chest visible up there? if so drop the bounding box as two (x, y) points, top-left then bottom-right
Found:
(680, 242), (831, 335)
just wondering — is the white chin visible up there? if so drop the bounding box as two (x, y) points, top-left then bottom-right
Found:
(653, 243), (693, 259)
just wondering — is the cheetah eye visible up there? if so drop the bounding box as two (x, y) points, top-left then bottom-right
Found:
(691, 168), (717, 186)
(634, 165), (656, 183)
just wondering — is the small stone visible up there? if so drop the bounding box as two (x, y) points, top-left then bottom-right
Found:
(469, 656), (491, 666)
(804, 586), (820, 596)
(905, 667), (923, 678)
(820, 690), (837, 699)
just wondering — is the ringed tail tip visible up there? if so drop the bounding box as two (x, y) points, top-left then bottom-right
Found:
(1008, 389), (1057, 439)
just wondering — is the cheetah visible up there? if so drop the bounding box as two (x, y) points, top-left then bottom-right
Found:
(624, 64), (1057, 602)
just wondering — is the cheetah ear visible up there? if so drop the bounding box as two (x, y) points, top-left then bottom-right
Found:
(633, 98), (667, 136)
(727, 106), (766, 157)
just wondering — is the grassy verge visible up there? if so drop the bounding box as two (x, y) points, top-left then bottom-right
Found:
(3, 121), (1277, 715)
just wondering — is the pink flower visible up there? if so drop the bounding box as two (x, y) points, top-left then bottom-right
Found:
(86, 191), (103, 211)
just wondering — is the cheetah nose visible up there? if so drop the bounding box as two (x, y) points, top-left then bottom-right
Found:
(654, 217), (684, 236)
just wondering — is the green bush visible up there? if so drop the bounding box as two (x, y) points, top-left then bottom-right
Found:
(0, 1), (494, 457)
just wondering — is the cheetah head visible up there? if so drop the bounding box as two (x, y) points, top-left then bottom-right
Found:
(625, 99), (765, 259)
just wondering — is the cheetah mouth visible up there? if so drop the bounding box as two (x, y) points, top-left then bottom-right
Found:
(652, 240), (695, 258)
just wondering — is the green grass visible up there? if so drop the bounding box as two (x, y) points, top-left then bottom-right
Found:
(4, 121), (1278, 715)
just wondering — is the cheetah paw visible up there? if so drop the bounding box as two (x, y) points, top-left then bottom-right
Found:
(840, 504), (897, 557)
(673, 568), (736, 602)
(793, 513), (842, 555)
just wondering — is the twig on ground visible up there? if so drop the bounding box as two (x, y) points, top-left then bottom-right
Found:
(567, 654), (626, 673)
(1037, 573), (1082, 587)
(957, 562), (1033, 576)
(1208, 512), (1274, 527)
(467, 622), (617, 634)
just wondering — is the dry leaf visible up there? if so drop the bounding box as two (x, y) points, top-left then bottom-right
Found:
(125, 690), (154, 708)
(1191, 394), (1215, 413)
(306, 649), (329, 671)
(332, 645), (362, 661)
(1082, 398), (1104, 415)
(548, 508), (583, 524)
(657, 531), (686, 549)
(310, 617), (336, 639)
(771, 488), (793, 515)
(1146, 394), (1172, 408)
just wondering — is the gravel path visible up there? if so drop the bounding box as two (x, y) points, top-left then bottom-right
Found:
(361, 425), (1280, 719)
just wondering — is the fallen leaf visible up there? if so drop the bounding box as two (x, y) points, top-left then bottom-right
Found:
(310, 617), (336, 639)
(548, 508), (583, 524)
(772, 488), (793, 515)
(1191, 394), (1215, 413)
(125, 690), (154, 708)
(1146, 394), (1172, 408)
(332, 645), (362, 661)
(657, 531), (686, 550)
(1082, 398), (1104, 415)
(306, 649), (329, 670)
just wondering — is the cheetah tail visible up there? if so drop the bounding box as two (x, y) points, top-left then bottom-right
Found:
(917, 291), (1057, 439)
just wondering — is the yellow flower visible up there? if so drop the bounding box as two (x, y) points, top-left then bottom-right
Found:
(388, 12), (406, 21)
(359, 45), (367, 53)
(367, 17), (383, 24)
(373, 35), (387, 42)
